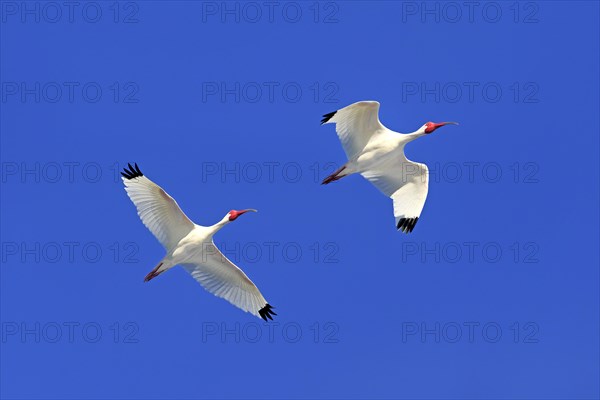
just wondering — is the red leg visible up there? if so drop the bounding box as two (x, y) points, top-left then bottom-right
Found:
(144, 263), (163, 282)
(321, 166), (347, 185)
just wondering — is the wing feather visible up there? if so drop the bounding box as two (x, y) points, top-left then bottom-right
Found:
(122, 164), (195, 249)
(322, 101), (386, 159)
(361, 159), (429, 233)
(181, 244), (275, 320)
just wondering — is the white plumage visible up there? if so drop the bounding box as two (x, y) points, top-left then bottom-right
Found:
(122, 163), (275, 321)
(321, 101), (457, 233)
(122, 174), (194, 250)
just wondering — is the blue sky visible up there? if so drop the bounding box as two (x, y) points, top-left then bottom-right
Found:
(1, 1), (599, 399)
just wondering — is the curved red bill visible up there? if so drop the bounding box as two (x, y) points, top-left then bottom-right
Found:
(425, 121), (459, 133)
(229, 209), (258, 221)
(433, 121), (459, 129)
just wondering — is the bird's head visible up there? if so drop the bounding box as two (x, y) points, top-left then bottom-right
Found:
(227, 209), (258, 221)
(422, 121), (459, 134)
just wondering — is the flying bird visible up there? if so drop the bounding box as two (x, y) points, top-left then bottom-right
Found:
(121, 163), (276, 321)
(321, 101), (458, 233)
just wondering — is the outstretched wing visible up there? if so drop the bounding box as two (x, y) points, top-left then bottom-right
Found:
(361, 157), (429, 233)
(181, 244), (276, 321)
(321, 100), (386, 159)
(122, 163), (195, 249)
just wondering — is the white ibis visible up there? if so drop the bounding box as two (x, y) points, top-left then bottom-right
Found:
(121, 163), (276, 321)
(321, 101), (458, 233)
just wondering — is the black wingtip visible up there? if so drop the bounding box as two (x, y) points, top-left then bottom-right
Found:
(258, 304), (276, 322)
(320, 111), (336, 125)
(397, 217), (419, 234)
(121, 162), (144, 180)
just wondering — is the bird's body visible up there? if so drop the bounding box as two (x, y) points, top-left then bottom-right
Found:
(321, 101), (457, 233)
(152, 225), (217, 275)
(121, 163), (276, 321)
(344, 133), (403, 174)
